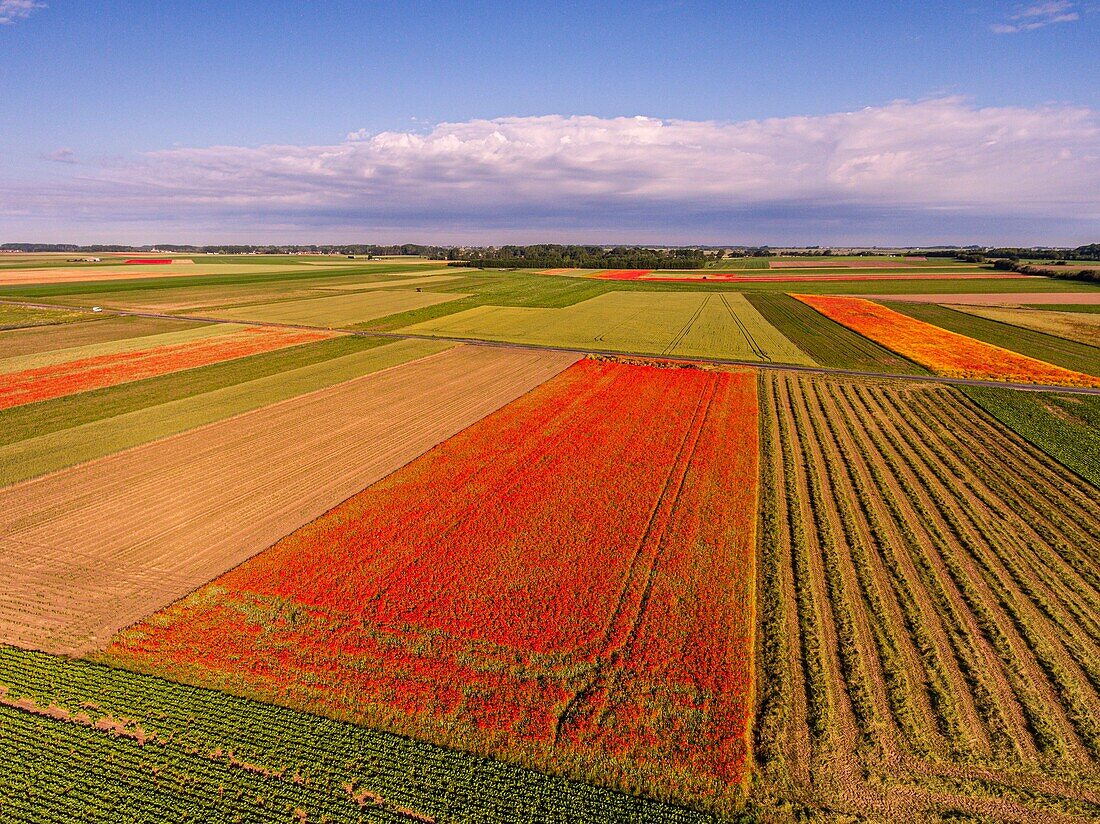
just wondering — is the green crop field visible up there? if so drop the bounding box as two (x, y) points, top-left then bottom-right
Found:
(0, 647), (709, 824)
(402, 291), (815, 364)
(961, 387), (1100, 486)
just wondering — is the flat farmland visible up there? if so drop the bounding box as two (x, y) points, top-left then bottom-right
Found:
(0, 345), (576, 654)
(208, 287), (467, 327)
(756, 373), (1100, 821)
(108, 359), (761, 814)
(403, 291), (815, 364)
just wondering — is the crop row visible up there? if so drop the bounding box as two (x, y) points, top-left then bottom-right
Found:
(753, 372), (1100, 822)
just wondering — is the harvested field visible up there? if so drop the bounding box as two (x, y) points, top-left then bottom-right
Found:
(0, 345), (576, 654)
(107, 359), (761, 814)
(313, 273), (464, 291)
(403, 291), (814, 364)
(0, 326), (333, 410)
(949, 304), (1100, 347)
(209, 288), (466, 327)
(0, 315), (201, 358)
(864, 292), (1100, 305)
(755, 372), (1100, 822)
(794, 294), (1100, 386)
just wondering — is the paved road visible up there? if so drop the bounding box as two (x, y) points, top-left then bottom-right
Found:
(5, 298), (1100, 396)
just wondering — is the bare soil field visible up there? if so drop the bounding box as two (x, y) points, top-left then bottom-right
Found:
(0, 345), (577, 655)
(0, 264), (309, 286)
(864, 292), (1100, 305)
(755, 372), (1100, 822)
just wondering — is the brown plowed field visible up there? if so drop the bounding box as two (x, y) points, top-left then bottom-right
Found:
(755, 372), (1100, 822)
(0, 345), (578, 655)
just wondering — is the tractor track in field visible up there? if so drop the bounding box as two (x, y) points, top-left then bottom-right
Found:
(5, 298), (1100, 395)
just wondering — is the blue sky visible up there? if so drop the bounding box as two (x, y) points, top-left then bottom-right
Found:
(1, 1), (1098, 244)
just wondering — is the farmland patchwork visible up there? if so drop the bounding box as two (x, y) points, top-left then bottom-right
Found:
(107, 359), (761, 813)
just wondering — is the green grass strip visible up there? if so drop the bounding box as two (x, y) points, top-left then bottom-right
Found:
(0, 338), (449, 487)
(960, 388), (1100, 487)
(886, 302), (1100, 377)
(745, 293), (928, 374)
(0, 304), (90, 329)
(0, 315), (202, 358)
(0, 646), (714, 824)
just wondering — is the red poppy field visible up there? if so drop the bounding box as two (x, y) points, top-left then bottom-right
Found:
(107, 358), (761, 812)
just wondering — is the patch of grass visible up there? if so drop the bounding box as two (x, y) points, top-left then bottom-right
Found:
(960, 388), (1100, 487)
(208, 288), (464, 327)
(0, 304), (90, 329)
(745, 293), (929, 374)
(886, 302), (1100, 377)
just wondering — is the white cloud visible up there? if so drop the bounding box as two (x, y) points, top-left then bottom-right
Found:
(3, 98), (1098, 243)
(0, 0), (45, 25)
(991, 1), (1080, 33)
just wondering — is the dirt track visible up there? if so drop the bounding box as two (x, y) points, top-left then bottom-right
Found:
(755, 372), (1100, 822)
(0, 345), (577, 655)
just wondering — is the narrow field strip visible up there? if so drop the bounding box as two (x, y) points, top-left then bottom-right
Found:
(106, 359), (760, 815)
(0, 338), (448, 487)
(0, 345), (577, 655)
(754, 372), (1100, 822)
(0, 314), (201, 359)
(794, 294), (1100, 387)
(949, 304), (1100, 347)
(209, 288), (466, 327)
(0, 326), (333, 410)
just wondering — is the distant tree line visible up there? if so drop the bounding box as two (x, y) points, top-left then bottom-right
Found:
(457, 245), (713, 270)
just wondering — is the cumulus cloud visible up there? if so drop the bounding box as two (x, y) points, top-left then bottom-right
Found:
(0, 0), (45, 25)
(3, 98), (1098, 243)
(991, 1), (1079, 33)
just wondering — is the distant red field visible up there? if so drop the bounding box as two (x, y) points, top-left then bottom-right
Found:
(592, 272), (1031, 283)
(0, 326), (332, 409)
(109, 358), (761, 813)
(123, 258), (173, 264)
(592, 269), (651, 279)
